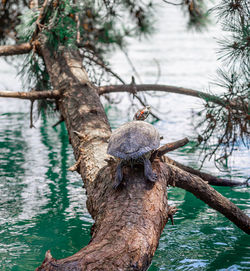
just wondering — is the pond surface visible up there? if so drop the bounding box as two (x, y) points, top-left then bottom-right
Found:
(0, 2), (249, 271)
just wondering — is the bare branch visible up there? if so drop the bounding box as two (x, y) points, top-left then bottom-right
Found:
(30, 100), (35, 128)
(122, 49), (142, 83)
(0, 43), (32, 56)
(163, 162), (250, 234)
(81, 51), (161, 119)
(98, 84), (247, 112)
(164, 156), (248, 187)
(52, 115), (64, 128)
(156, 137), (189, 157)
(162, 0), (183, 6)
(0, 89), (61, 100)
(31, 0), (50, 40)
(82, 52), (126, 84)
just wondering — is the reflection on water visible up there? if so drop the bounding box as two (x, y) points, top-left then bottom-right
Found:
(0, 111), (92, 270)
(0, 1), (249, 271)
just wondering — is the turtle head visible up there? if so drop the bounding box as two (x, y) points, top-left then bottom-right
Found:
(133, 105), (151, 121)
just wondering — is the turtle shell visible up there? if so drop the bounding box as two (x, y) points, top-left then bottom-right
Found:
(107, 121), (160, 160)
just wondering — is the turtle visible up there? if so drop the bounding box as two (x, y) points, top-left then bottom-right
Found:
(107, 106), (160, 189)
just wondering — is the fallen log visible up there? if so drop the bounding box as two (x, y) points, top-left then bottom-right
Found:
(35, 45), (250, 271)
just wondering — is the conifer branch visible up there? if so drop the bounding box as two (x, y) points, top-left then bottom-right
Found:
(164, 156), (248, 187)
(164, 163), (250, 234)
(98, 84), (248, 112)
(156, 138), (189, 157)
(0, 89), (61, 100)
(0, 43), (32, 56)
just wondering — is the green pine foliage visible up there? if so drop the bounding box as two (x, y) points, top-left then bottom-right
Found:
(43, 0), (78, 50)
(181, 0), (210, 31)
(8, 0), (249, 165)
(16, 9), (39, 42)
(195, 0), (249, 167)
(15, 0), (156, 90)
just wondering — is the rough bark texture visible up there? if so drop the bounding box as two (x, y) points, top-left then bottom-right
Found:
(35, 45), (250, 271)
(164, 156), (248, 186)
(98, 84), (247, 112)
(163, 162), (250, 234)
(0, 42), (32, 56)
(36, 47), (170, 270)
(0, 89), (60, 99)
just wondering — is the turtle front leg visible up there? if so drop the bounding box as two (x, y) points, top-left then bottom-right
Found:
(143, 158), (157, 182)
(113, 161), (123, 189)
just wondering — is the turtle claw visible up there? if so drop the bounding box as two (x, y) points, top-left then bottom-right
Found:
(113, 162), (123, 189)
(144, 158), (158, 183)
(147, 172), (157, 183)
(113, 176), (122, 190)
(113, 181), (120, 190)
(149, 172), (158, 183)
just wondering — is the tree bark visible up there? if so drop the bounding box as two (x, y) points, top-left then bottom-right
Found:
(33, 46), (249, 270)
(99, 84), (248, 112)
(0, 89), (60, 99)
(164, 156), (249, 186)
(35, 46), (170, 270)
(163, 162), (250, 233)
(0, 43), (32, 56)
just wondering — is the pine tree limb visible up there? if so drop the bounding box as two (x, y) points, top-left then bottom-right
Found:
(164, 156), (248, 187)
(150, 138), (189, 161)
(98, 84), (247, 112)
(0, 89), (61, 100)
(0, 43), (32, 56)
(156, 137), (189, 157)
(163, 162), (250, 234)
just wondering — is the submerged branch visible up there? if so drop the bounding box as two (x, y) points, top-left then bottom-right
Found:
(164, 156), (248, 187)
(0, 43), (32, 56)
(164, 162), (250, 234)
(98, 84), (247, 112)
(0, 89), (61, 100)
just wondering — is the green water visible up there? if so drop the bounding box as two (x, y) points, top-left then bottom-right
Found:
(0, 108), (249, 271)
(1, 2), (250, 269)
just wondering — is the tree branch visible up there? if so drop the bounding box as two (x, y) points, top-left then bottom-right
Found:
(30, 100), (35, 128)
(150, 137), (189, 161)
(164, 156), (248, 187)
(0, 43), (32, 56)
(157, 137), (189, 157)
(98, 84), (247, 112)
(81, 52), (161, 119)
(163, 162), (250, 234)
(162, 0), (183, 6)
(0, 89), (61, 100)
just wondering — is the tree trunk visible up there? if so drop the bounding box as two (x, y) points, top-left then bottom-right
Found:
(36, 45), (250, 270)
(36, 47), (170, 270)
